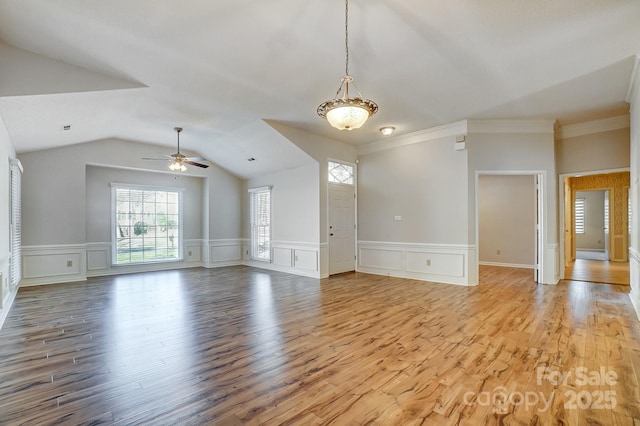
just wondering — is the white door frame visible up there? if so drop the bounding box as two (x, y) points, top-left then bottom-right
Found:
(475, 170), (545, 284)
(327, 159), (358, 275)
(558, 167), (629, 272)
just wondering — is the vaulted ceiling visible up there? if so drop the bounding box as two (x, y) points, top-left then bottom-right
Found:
(0, 1), (639, 178)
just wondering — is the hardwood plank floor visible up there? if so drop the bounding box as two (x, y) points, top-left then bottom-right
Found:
(1, 266), (639, 425)
(565, 259), (630, 286)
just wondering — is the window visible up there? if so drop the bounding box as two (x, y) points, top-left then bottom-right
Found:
(604, 195), (609, 234)
(629, 189), (632, 234)
(328, 161), (354, 185)
(249, 186), (271, 261)
(10, 159), (22, 289)
(574, 197), (585, 234)
(112, 184), (182, 264)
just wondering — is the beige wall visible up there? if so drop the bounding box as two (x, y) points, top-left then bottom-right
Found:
(478, 175), (536, 266)
(244, 163), (320, 244)
(86, 165), (205, 243)
(358, 135), (468, 244)
(19, 138), (242, 246)
(556, 128), (630, 174)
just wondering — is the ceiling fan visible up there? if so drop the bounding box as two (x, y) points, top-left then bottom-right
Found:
(143, 127), (209, 172)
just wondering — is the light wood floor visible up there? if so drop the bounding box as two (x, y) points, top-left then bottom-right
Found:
(1, 266), (640, 425)
(565, 259), (630, 286)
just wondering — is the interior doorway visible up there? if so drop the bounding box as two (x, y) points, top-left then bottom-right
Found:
(477, 173), (543, 284)
(560, 170), (630, 285)
(574, 189), (609, 261)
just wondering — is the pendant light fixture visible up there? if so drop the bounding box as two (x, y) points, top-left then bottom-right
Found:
(317, 0), (378, 130)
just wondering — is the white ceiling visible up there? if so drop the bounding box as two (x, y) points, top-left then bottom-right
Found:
(0, 0), (638, 178)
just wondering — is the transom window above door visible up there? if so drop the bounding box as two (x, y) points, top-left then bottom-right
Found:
(328, 161), (354, 185)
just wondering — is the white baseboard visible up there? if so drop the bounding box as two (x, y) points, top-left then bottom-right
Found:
(629, 247), (640, 320)
(479, 261), (535, 269)
(0, 286), (18, 331)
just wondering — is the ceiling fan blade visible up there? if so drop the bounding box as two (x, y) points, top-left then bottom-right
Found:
(186, 156), (207, 162)
(185, 161), (209, 168)
(141, 157), (170, 161)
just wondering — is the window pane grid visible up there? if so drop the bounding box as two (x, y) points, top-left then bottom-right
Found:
(114, 187), (181, 264)
(328, 161), (354, 185)
(250, 189), (271, 260)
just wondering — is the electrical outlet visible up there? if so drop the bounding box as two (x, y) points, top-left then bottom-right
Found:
(496, 250), (501, 255)
(426, 259), (431, 266)
(67, 260), (73, 267)
(188, 250), (192, 256)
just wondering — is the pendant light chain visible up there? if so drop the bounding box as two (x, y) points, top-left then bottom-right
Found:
(344, 0), (350, 77)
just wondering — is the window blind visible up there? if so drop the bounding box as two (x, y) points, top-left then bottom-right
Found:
(10, 159), (22, 289)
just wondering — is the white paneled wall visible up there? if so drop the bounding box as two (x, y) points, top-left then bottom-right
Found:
(243, 240), (322, 278)
(357, 241), (477, 286)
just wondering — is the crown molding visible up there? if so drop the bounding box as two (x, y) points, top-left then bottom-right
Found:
(625, 54), (640, 104)
(357, 120), (467, 156)
(556, 115), (630, 140)
(466, 119), (556, 134)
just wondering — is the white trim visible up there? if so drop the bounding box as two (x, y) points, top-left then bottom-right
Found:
(629, 247), (640, 320)
(9, 158), (23, 173)
(475, 170), (552, 284)
(626, 54), (640, 104)
(556, 115), (630, 140)
(109, 182), (186, 192)
(244, 240), (322, 278)
(479, 261), (535, 269)
(467, 119), (556, 134)
(248, 185), (272, 193)
(357, 241), (471, 250)
(0, 284), (19, 331)
(357, 120), (467, 156)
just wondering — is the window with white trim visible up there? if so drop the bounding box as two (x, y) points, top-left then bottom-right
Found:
(328, 161), (354, 185)
(112, 184), (182, 264)
(10, 159), (22, 289)
(249, 186), (271, 261)
(574, 197), (585, 234)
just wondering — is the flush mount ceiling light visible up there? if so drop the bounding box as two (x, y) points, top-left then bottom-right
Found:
(317, 0), (378, 130)
(379, 126), (395, 136)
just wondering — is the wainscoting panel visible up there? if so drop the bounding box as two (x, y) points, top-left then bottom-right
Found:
(359, 247), (403, 271)
(406, 251), (464, 277)
(207, 239), (243, 267)
(294, 249), (317, 271)
(630, 247), (640, 320)
(22, 245), (87, 286)
(185, 244), (202, 262)
(244, 241), (321, 278)
(273, 247), (293, 268)
(87, 243), (110, 271)
(357, 241), (476, 286)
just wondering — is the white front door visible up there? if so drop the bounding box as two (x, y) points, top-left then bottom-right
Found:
(329, 183), (356, 275)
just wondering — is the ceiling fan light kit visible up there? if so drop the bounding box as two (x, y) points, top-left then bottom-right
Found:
(318, 0), (378, 131)
(142, 126), (210, 172)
